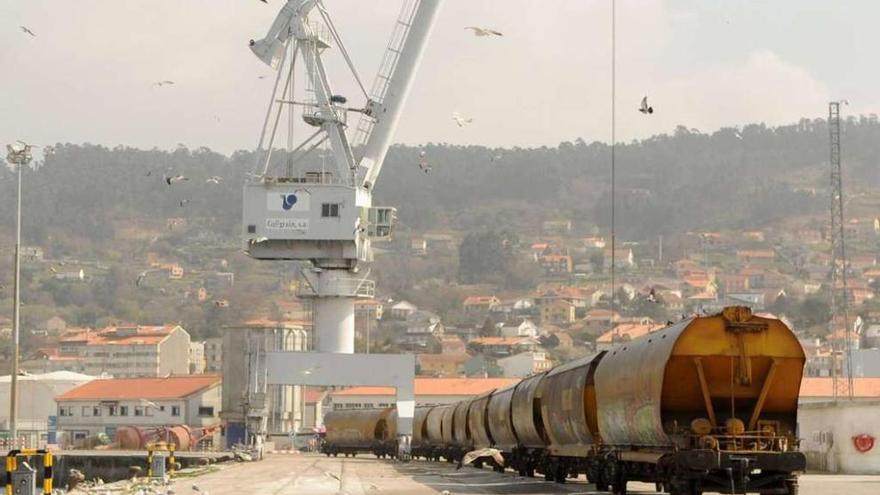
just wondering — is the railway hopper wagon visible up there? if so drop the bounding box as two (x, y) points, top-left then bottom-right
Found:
(593, 306), (806, 494)
(322, 407), (398, 458)
(411, 405), (434, 459)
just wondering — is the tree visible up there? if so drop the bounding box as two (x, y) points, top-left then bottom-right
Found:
(479, 317), (498, 338)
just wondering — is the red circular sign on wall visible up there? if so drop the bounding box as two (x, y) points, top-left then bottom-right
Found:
(853, 434), (875, 453)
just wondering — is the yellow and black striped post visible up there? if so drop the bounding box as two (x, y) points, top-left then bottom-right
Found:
(4, 449), (53, 495)
(168, 445), (176, 476)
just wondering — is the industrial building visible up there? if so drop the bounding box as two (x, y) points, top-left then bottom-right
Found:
(22, 324), (191, 377)
(55, 374), (221, 448)
(0, 371), (96, 447)
(219, 320), (310, 448)
(325, 378), (517, 411)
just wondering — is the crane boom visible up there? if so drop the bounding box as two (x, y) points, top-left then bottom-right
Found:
(359, 0), (441, 189)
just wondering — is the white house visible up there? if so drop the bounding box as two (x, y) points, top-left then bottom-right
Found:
(499, 319), (538, 338)
(496, 351), (553, 378)
(390, 300), (418, 319)
(55, 375), (221, 448)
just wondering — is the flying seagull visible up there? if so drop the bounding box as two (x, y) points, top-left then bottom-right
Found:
(164, 174), (188, 185)
(490, 152), (503, 163)
(418, 151), (431, 174)
(206, 176), (223, 184)
(465, 27), (503, 37)
(323, 471), (341, 481)
(451, 112), (473, 127)
(638, 96), (654, 114)
(179, 199), (190, 207)
(20, 26), (36, 37)
(154, 81), (175, 87)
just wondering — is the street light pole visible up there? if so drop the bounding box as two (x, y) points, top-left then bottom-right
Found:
(5, 142), (31, 447)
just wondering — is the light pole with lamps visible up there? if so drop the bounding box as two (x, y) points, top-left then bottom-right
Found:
(4, 141), (32, 447)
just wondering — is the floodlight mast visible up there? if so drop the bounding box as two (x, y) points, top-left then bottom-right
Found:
(243, 0), (440, 354)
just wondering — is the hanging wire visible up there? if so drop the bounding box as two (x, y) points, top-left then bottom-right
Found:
(610, 0), (617, 339)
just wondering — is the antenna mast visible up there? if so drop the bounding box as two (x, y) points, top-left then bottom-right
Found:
(829, 100), (853, 401)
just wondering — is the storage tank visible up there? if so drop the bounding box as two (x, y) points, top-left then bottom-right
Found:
(115, 425), (192, 450)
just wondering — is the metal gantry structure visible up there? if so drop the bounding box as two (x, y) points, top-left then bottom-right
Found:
(238, 0), (440, 454)
(244, 0), (440, 353)
(828, 100), (853, 401)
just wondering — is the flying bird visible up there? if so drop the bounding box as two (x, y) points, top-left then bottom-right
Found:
(323, 471), (340, 481)
(258, 75), (266, 79)
(465, 26), (503, 37)
(164, 174), (188, 185)
(154, 81), (175, 87)
(206, 176), (223, 184)
(20, 26), (36, 37)
(451, 112), (473, 127)
(418, 151), (431, 174)
(638, 96), (654, 115)
(191, 484), (201, 492)
(179, 199), (190, 207)
(135, 271), (149, 287)
(490, 152), (503, 163)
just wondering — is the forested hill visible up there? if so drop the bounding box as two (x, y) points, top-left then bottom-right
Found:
(2, 116), (879, 247)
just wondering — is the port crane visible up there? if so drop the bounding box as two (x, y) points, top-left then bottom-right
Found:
(240, 0), (441, 454)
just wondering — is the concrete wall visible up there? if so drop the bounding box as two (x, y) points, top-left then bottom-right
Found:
(799, 400), (880, 474)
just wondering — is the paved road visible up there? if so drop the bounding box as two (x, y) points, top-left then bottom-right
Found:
(168, 453), (880, 495)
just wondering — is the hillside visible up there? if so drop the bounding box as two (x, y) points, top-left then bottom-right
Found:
(2, 116), (879, 248)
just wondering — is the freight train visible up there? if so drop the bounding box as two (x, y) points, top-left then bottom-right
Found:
(321, 307), (806, 495)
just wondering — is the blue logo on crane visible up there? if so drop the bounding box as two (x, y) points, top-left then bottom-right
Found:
(281, 193), (298, 210)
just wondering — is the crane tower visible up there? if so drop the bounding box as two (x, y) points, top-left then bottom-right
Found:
(828, 100), (853, 401)
(243, 0), (441, 353)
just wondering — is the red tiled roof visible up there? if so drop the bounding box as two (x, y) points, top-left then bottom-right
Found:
(329, 378), (519, 397)
(597, 323), (664, 343)
(59, 325), (179, 346)
(304, 388), (326, 403)
(56, 375), (220, 401)
(463, 296), (499, 306)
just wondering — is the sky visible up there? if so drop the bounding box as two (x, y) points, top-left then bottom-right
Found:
(1, 0), (879, 154)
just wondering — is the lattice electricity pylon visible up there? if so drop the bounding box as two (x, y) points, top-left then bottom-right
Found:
(829, 100), (853, 401)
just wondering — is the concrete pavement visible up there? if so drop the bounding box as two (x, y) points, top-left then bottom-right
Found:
(167, 453), (880, 495)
